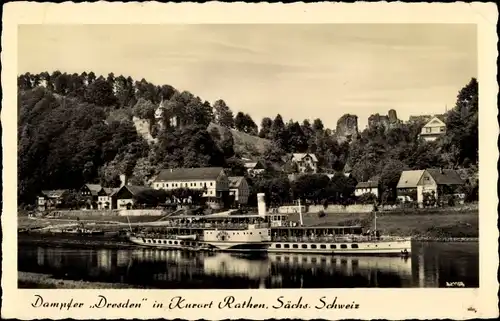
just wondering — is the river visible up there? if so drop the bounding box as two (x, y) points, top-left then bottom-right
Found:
(18, 241), (478, 288)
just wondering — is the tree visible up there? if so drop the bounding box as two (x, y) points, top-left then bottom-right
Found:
(286, 121), (308, 153)
(213, 99), (234, 128)
(270, 114), (288, 150)
(259, 117), (273, 139)
(133, 98), (156, 121)
(84, 79), (117, 107)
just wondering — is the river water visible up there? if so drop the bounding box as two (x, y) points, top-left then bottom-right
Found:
(18, 241), (478, 288)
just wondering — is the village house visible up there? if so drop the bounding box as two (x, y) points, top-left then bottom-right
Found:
(114, 185), (153, 210)
(79, 183), (102, 209)
(419, 116), (447, 142)
(37, 189), (69, 211)
(153, 167), (230, 208)
(355, 176), (380, 198)
(288, 153), (319, 174)
(244, 160), (266, 177)
(97, 187), (119, 210)
(228, 176), (250, 206)
(397, 169), (464, 207)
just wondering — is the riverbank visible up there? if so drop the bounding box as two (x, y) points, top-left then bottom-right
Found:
(18, 272), (149, 289)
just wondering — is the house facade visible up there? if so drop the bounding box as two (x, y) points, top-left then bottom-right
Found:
(228, 176), (250, 206)
(80, 184), (102, 209)
(355, 177), (379, 198)
(244, 160), (266, 177)
(37, 189), (69, 211)
(419, 116), (446, 142)
(153, 167), (230, 207)
(289, 153), (318, 173)
(114, 185), (152, 210)
(97, 188), (118, 210)
(397, 169), (464, 207)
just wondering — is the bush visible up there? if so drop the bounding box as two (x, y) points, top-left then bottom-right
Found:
(318, 210), (326, 218)
(357, 192), (377, 204)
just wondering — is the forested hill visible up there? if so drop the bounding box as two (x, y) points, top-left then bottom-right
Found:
(17, 72), (478, 205)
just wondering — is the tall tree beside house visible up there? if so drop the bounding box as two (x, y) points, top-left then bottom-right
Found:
(441, 78), (478, 167)
(213, 99), (235, 128)
(378, 159), (409, 204)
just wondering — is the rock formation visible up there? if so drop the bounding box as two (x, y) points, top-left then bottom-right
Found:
(336, 114), (359, 142)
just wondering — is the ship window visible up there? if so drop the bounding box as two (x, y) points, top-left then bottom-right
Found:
(320, 245), (326, 249)
(340, 244), (347, 249)
(284, 244), (290, 248)
(250, 232), (252, 235)
(292, 244), (298, 249)
(275, 244), (282, 248)
(174, 241), (178, 245)
(169, 241), (172, 244)
(351, 244), (359, 249)
(311, 244), (317, 249)
(330, 245), (336, 249)
(180, 241), (184, 245)
(147, 239), (151, 243)
(163, 240), (167, 244)
(301, 244), (308, 249)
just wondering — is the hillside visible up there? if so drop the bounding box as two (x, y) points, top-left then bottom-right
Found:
(207, 122), (271, 157)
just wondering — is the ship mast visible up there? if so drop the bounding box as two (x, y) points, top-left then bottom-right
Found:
(298, 198), (303, 226)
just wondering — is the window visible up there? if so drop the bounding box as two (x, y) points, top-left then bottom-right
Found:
(275, 244), (282, 248)
(174, 241), (178, 245)
(320, 245), (326, 249)
(169, 241), (172, 244)
(311, 244), (317, 249)
(210, 182), (213, 186)
(301, 244), (308, 249)
(340, 244), (347, 249)
(351, 244), (359, 249)
(425, 127), (432, 133)
(440, 127), (445, 132)
(292, 244), (298, 249)
(330, 244), (336, 249)
(284, 244), (290, 249)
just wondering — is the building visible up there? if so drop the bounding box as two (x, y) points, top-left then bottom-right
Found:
(97, 187), (119, 210)
(80, 184), (102, 209)
(228, 176), (250, 206)
(155, 99), (178, 128)
(355, 176), (379, 198)
(153, 167), (230, 207)
(37, 189), (69, 211)
(114, 185), (153, 210)
(397, 169), (465, 206)
(419, 116), (447, 142)
(289, 153), (318, 174)
(244, 160), (266, 177)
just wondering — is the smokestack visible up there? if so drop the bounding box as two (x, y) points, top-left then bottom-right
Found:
(119, 174), (127, 188)
(257, 193), (266, 216)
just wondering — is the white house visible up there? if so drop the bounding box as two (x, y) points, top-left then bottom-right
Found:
(419, 116), (446, 142)
(355, 176), (379, 198)
(228, 176), (250, 206)
(153, 167), (230, 207)
(37, 189), (68, 211)
(289, 153), (318, 173)
(397, 169), (464, 207)
(97, 187), (119, 210)
(244, 160), (266, 177)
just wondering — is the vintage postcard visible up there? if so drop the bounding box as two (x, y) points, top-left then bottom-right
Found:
(1, 1), (498, 320)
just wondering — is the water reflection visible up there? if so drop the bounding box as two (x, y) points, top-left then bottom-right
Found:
(18, 241), (478, 288)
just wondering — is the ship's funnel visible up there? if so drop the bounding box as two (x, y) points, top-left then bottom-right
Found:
(257, 193), (266, 216)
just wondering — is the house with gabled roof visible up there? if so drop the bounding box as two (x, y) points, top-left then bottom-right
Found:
(287, 153), (318, 174)
(397, 169), (465, 206)
(228, 176), (250, 206)
(244, 160), (266, 177)
(355, 176), (380, 198)
(79, 183), (102, 209)
(37, 189), (69, 211)
(114, 185), (154, 210)
(153, 167), (229, 208)
(97, 187), (120, 210)
(419, 116), (447, 142)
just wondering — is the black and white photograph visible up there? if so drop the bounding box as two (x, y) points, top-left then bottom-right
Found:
(2, 2), (498, 320)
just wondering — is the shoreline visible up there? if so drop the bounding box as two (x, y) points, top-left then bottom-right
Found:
(18, 271), (149, 289)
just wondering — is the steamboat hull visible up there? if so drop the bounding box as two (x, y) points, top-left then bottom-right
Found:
(268, 239), (412, 256)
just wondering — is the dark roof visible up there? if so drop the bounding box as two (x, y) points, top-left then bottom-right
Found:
(426, 169), (464, 185)
(84, 184), (102, 196)
(228, 176), (245, 188)
(125, 185), (153, 195)
(155, 167), (224, 182)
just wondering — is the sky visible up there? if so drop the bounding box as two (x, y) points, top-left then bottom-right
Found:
(18, 24), (477, 129)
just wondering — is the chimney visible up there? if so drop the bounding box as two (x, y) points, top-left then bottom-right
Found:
(257, 193), (266, 216)
(119, 174), (127, 188)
